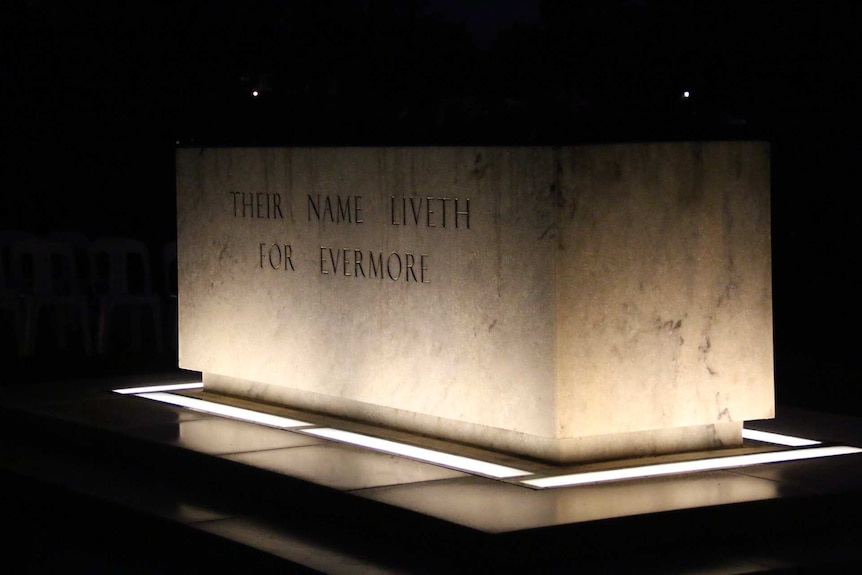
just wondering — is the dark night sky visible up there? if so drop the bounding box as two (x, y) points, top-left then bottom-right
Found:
(3, 0), (862, 408)
(430, 0), (541, 46)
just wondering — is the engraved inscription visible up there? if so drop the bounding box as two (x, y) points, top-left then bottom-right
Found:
(231, 192), (283, 219)
(226, 187), (463, 287)
(307, 194), (364, 224)
(259, 243), (295, 271)
(390, 196), (471, 229)
(320, 247), (429, 283)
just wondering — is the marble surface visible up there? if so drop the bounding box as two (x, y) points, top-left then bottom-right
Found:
(24, 394), (211, 429)
(355, 471), (792, 533)
(125, 417), (326, 455)
(197, 516), (412, 575)
(224, 443), (468, 491)
(177, 143), (774, 462)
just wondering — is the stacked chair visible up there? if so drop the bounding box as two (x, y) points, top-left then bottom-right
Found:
(89, 237), (164, 355)
(10, 235), (93, 356)
(1, 230), (177, 359)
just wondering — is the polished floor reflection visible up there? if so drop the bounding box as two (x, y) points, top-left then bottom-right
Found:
(3, 372), (862, 573)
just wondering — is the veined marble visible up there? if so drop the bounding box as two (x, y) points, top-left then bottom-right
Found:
(176, 143), (774, 463)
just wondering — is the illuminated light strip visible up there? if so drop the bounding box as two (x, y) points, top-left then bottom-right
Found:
(136, 392), (311, 428)
(522, 445), (862, 489)
(119, 389), (530, 478)
(304, 427), (532, 479)
(113, 382), (204, 395)
(742, 428), (821, 447)
(114, 388), (845, 487)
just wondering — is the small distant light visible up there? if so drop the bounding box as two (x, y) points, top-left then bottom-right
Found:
(252, 90), (260, 97)
(682, 91), (691, 99)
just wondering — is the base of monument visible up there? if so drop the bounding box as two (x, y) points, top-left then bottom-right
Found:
(204, 372), (743, 464)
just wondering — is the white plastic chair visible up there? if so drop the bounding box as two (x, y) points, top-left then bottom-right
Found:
(1, 230), (36, 292)
(47, 230), (91, 293)
(10, 237), (93, 356)
(0, 231), (33, 353)
(89, 237), (163, 354)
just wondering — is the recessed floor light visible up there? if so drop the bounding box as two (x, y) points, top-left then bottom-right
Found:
(304, 427), (532, 479)
(113, 382), (204, 394)
(521, 445), (862, 489)
(742, 428), (821, 447)
(135, 392), (311, 428)
(113, 386), (858, 489)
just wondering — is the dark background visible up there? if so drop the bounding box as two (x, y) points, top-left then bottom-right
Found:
(2, 0), (861, 415)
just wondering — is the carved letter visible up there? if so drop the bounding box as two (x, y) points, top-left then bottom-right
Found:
(455, 197), (470, 229)
(342, 248), (351, 276)
(370, 251), (383, 278)
(319, 246), (329, 274)
(328, 247), (340, 275)
(284, 244), (294, 271)
(268, 244), (281, 269)
(354, 195), (363, 224)
(354, 249), (365, 277)
(231, 192), (241, 217)
(426, 197), (435, 227)
(410, 196), (422, 225)
(323, 196), (334, 222)
(390, 196), (399, 225)
(421, 254), (429, 283)
(405, 253), (417, 281)
(387, 252), (402, 281)
(242, 192), (254, 217)
(308, 194), (321, 221)
(337, 195), (350, 223)
(439, 197), (452, 227)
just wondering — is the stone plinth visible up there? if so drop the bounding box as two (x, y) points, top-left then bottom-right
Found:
(176, 142), (774, 463)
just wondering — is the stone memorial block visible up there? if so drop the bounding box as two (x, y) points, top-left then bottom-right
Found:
(176, 142), (774, 463)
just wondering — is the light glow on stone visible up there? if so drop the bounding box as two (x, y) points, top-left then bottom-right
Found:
(742, 428), (821, 447)
(136, 392), (311, 428)
(521, 445), (862, 489)
(303, 427), (532, 479)
(113, 387), (854, 489)
(113, 382), (204, 394)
